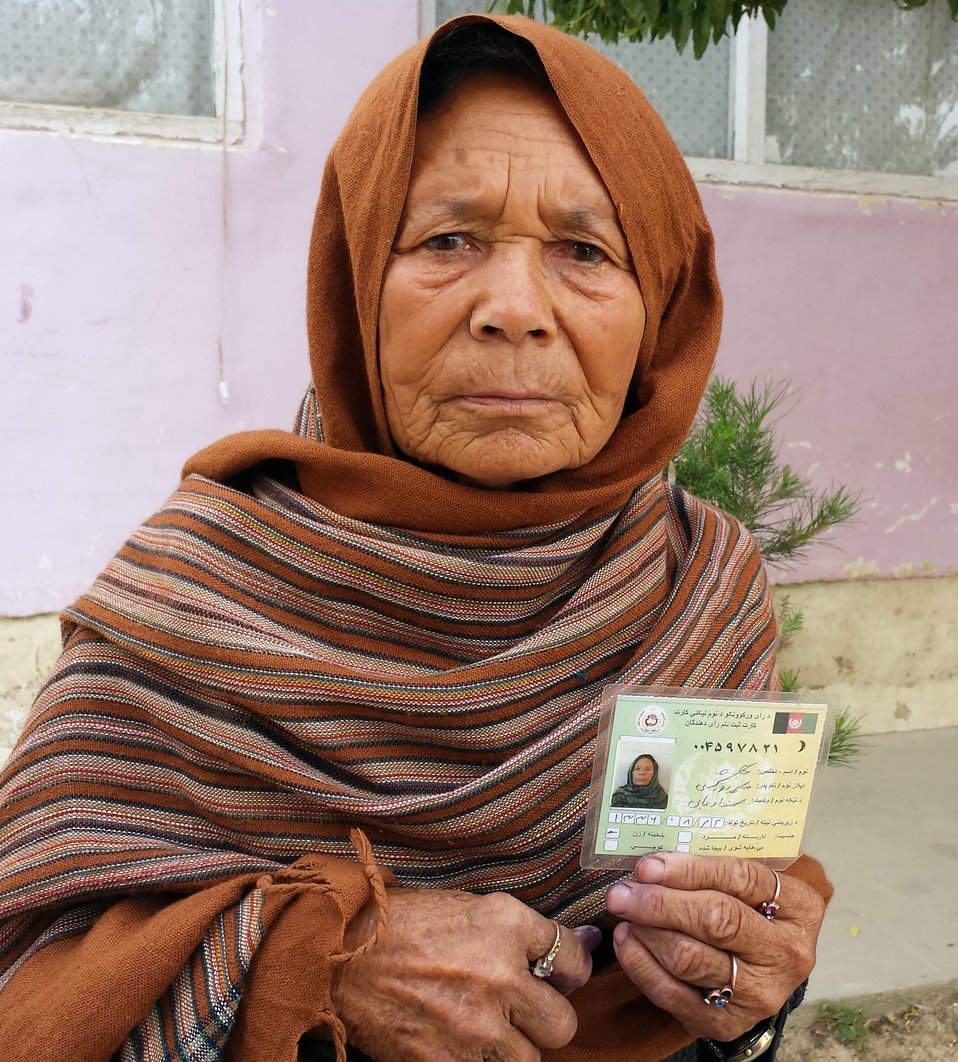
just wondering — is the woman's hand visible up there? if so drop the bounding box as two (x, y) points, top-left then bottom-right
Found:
(331, 888), (596, 1062)
(606, 854), (825, 1041)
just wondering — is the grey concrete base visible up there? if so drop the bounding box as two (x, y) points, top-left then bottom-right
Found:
(0, 613), (61, 762)
(802, 727), (958, 1002)
(774, 574), (958, 734)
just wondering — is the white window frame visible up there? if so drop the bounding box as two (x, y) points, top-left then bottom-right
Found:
(0, 0), (248, 145)
(422, 3), (958, 202)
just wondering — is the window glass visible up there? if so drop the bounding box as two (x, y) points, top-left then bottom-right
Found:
(0, 0), (215, 118)
(766, 0), (958, 178)
(594, 35), (731, 160)
(434, 1), (732, 159)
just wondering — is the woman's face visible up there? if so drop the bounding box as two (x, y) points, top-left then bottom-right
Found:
(378, 71), (646, 490)
(631, 757), (655, 786)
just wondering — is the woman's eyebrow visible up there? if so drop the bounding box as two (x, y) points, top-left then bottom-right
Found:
(551, 206), (630, 255)
(407, 197), (484, 223)
(403, 198), (625, 243)
(556, 205), (620, 234)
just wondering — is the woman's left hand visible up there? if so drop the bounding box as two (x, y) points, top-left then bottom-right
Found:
(605, 853), (825, 1041)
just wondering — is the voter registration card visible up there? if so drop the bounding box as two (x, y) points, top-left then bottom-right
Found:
(580, 686), (834, 870)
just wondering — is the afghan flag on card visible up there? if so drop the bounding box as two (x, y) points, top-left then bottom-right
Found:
(773, 711), (818, 735)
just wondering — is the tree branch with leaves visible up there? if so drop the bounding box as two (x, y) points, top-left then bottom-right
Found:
(495, 0), (958, 58)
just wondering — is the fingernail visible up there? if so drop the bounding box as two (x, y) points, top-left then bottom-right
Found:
(613, 921), (631, 946)
(571, 924), (602, 953)
(636, 856), (666, 883)
(605, 881), (634, 911)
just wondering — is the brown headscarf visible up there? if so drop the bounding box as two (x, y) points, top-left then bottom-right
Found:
(186, 12), (721, 533)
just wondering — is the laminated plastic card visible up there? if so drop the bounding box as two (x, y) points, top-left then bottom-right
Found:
(581, 686), (834, 871)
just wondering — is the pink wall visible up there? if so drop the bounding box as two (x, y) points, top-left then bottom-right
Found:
(2, 1), (420, 615)
(3, 1), (955, 616)
(705, 187), (958, 583)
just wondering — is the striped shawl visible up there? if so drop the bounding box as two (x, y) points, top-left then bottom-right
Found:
(0, 468), (787, 1061)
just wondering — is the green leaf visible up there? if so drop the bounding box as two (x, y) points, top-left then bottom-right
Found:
(776, 598), (804, 648)
(670, 0), (694, 52)
(826, 710), (866, 769)
(950, 0), (958, 20)
(778, 668), (800, 693)
(692, 11), (712, 58)
(706, 0), (729, 27)
(642, 0), (662, 22)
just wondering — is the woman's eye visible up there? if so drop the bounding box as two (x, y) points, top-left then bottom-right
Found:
(424, 233), (469, 252)
(568, 241), (605, 264)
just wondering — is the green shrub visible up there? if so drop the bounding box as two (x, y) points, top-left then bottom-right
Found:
(673, 377), (864, 767)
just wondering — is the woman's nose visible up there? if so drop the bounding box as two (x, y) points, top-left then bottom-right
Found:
(468, 244), (557, 343)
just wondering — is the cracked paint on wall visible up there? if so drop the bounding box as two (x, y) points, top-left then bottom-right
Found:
(886, 498), (939, 534)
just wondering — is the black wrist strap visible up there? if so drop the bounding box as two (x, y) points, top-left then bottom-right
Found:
(702, 1020), (776, 1061)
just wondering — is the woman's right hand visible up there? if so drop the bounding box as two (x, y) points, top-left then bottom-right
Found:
(330, 888), (594, 1062)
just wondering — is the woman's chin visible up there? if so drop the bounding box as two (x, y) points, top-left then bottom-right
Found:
(405, 428), (588, 491)
(444, 450), (577, 491)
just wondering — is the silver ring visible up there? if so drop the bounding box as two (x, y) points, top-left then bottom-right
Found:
(757, 871), (782, 921)
(530, 921), (562, 978)
(704, 953), (738, 1008)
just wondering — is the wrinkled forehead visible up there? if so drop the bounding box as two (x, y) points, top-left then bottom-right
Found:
(413, 70), (613, 183)
(414, 26), (620, 199)
(404, 68), (628, 248)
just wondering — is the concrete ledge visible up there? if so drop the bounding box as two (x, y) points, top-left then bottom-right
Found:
(774, 574), (958, 733)
(0, 613), (61, 762)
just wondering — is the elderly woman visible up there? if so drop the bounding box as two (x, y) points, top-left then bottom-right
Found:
(612, 754), (670, 810)
(0, 14), (829, 1062)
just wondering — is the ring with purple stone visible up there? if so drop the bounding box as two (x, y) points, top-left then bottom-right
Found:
(703, 954), (738, 1008)
(757, 871), (782, 921)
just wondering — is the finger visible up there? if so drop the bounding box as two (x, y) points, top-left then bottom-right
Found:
(631, 854), (799, 920)
(509, 986), (579, 1052)
(525, 919), (562, 970)
(623, 922), (737, 989)
(611, 922), (756, 1041)
(623, 920), (795, 1024)
(610, 875), (821, 985)
(606, 875), (754, 953)
(487, 1024), (546, 1062)
(511, 922), (587, 1048)
(570, 924), (602, 954)
(524, 920), (592, 996)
